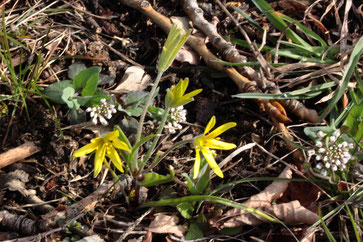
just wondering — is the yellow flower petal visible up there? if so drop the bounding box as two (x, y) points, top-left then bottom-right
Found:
(204, 139), (237, 150)
(202, 148), (223, 178)
(107, 146), (124, 173)
(181, 88), (202, 101)
(179, 78), (189, 96)
(193, 148), (201, 179)
(94, 145), (106, 177)
(104, 130), (119, 141)
(112, 139), (131, 152)
(204, 116), (216, 135)
(73, 141), (100, 157)
(205, 122), (236, 139)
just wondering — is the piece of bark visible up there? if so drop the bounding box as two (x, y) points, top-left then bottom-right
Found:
(0, 142), (40, 169)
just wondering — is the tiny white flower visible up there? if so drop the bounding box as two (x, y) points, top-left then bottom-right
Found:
(86, 107), (92, 112)
(335, 160), (341, 166)
(332, 164), (337, 171)
(321, 169), (327, 176)
(348, 143), (354, 149)
(330, 136), (337, 143)
(317, 131), (325, 138)
(323, 156), (329, 162)
(342, 157), (349, 164)
(99, 116), (108, 126)
(316, 163), (323, 169)
(333, 130), (340, 137)
(316, 141), (323, 148)
(340, 164), (346, 170)
(343, 152), (351, 159)
(325, 162), (331, 168)
(307, 150), (315, 156)
(341, 141), (348, 147)
(316, 155), (322, 160)
(318, 148), (326, 153)
(92, 118), (97, 125)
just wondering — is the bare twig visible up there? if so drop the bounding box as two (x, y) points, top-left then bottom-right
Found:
(0, 142), (40, 169)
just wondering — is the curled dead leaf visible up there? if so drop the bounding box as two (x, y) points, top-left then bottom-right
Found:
(221, 166), (320, 228)
(148, 213), (187, 238)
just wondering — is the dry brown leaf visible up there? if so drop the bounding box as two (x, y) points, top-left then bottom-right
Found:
(222, 166), (292, 227)
(114, 66), (151, 93)
(172, 44), (200, 67)
(221, 166), (320, 228)
(148, 213), (187, 238)
(264, 200), (320, 225)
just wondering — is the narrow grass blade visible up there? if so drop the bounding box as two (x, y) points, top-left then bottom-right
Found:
(251, 0), (311, 48)
(319, 36), (363, 121)
(275, 12), (327, 47)
(233, 81), (336, 100)
(318, 206), (337, 242)
(142, 195), (280, 223)
(345, 204), (361, 242)
(229, 37), (273, 51)
(211, 177), (311, 195)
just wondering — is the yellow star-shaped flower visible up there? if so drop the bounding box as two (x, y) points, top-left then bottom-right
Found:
(193, 116), (236, 179)
(73, 130), (131, 177)
(165, 78), (202, 108)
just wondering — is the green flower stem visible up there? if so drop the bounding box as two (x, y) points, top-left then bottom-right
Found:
(133, 71), (164, 169)
(135, 71), (164, 144)
(103, 160), (129, 205)
(143, 139), (194, 173)
(141, 195), (280, 224)
(142, 105), (171, 167)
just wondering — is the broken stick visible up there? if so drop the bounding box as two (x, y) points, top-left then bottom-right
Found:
(0, 141), (40, 169)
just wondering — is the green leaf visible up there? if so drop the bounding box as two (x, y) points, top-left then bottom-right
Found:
(195, 162), (211, 195)
(176, 203), (194, 219)
(137, 166), (175, 187)
(343, 102), (363, 142)
(68, 63), (87, 80)
(319, 36), (363, 121)
(185, 223), (204, 240)
(182, 173), (198, 194)
(303, 126), (335, 140)
(72, 66), (101, 94)
(147, 106), (165, 121)
(43, 80), (73, 104)
(61, 87), (79, 110)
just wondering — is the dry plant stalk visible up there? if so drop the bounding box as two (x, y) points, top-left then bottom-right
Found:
(0, 142), (40, 169)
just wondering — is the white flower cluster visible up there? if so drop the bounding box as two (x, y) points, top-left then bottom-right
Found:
(165, 106), (187, 134)
(308, 130), (354, 176)
(86, 98), (116, 125)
